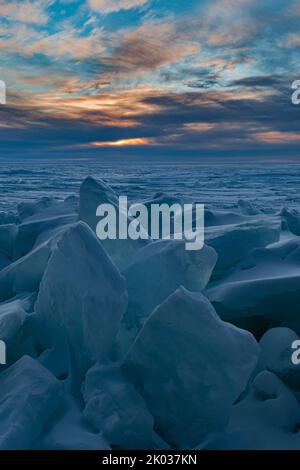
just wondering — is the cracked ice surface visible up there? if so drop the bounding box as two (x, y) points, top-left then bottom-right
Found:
(0, 164), (299, 449)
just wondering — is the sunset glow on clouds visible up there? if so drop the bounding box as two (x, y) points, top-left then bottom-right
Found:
(0, 0), (299, 159)
(86, 138), (152, 147)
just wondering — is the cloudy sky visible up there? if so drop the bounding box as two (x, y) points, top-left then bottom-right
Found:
(0, 0), (299, 160)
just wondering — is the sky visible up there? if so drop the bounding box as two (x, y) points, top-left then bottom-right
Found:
(0, 0), (299, 160)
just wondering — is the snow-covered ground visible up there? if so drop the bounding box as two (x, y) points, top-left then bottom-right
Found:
(1, 162), (300, 450)
(1, 162), (300, 212)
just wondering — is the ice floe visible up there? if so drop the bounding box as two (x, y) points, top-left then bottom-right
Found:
(117, 239), (217, 356)
(79, 176), (149, 269)
(207, 237), (300, 329)
(122, 287), (259, 448)
(35, 222), (128, 376)
(0, 356), (64, 449)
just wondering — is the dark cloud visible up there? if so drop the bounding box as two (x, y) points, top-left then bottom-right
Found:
(230, 76), (282, 88)
(1, 81), (299, 159)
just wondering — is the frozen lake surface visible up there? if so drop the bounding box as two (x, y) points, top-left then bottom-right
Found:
(1, 161), (300, 212)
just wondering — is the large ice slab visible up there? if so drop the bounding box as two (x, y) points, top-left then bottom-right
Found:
(14, 214), (75, 259)
(122, 287), (259, 448)
(79, 176), (119, 229)
(13, 194), (77, 261)
(117, 240), (217, 356)
(0, 355), (64, 449)
(0, 294), (34, 348)
(35, 221), (128, 375)
(79, 176), (149, 269)
(207, 238), (300, 326)
(205, 218), (280, 279)
(0, 240), (53, 302)
(82, 363), (154, 449)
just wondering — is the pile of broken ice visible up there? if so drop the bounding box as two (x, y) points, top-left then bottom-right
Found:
(1, 176), (300, 449)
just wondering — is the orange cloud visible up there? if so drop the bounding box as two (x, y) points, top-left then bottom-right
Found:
(18, 87), (164, 127)
(253, 131), (300, 144)
(89, 138), (152, 147)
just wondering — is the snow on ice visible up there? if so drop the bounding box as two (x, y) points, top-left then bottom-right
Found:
(0, 172), (298, 449)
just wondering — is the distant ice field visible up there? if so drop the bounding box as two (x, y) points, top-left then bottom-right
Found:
(1, 161), (300, 213)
